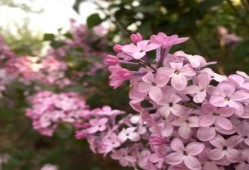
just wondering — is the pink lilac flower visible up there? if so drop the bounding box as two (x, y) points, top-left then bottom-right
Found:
(198, 103), (234, 130)
(207, 135), (241, 162)
(111, 148), (136, 167)
(157, 93), (187, 118)
(137, 70), (169, 101)
(209, 81), (249, 115)
(184, 73), (211, 103)
(161, 62), (196, 90)
(118, 127), (140, 142)
(88, 117), (108, 134)
(165, 138), (205, 170)
(150, 32), (189, 49)
(122, 40), (160, 59)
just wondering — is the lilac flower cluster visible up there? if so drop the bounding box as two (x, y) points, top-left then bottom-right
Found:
(26, 91), (89, 136)
(105, 32), (249, 169)
(10, 56), (71, 87)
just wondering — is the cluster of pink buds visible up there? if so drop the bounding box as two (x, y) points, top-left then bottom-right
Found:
(26, 91), (89, 136)
(105, 32), (249, 169)
(9, 56), (71, 87)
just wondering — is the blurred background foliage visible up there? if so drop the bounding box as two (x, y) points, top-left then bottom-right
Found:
(0, 0), (249, 169)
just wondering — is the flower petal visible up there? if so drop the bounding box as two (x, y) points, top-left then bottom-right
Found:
(171, 75), (187, 90)
(198, 114), (216, 127)
(170, 138), (184, 152)
(186, 142), (205, 156)
(216, 117), (233, 130)
(165, 152), (184, 165)
(184, 155), (202, 170)
(197, 127), (216, 141)
(149, 86), (162, 101)
(207, 148), (225, 160)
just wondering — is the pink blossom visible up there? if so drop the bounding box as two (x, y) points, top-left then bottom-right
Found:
(157, 93), (187, 118)
(209, 81), (249, 115)
(161, 62), (196, 90)
(137, 70), (169, 101)
(88, 118), (108, 134)
(165, 138), (205, 170)
(198, 103), (234, 130)
(118, 127), (140, 142)
(150, 32), (189, 49)
(207, 135), (241, 162)
(111, 148), (136, 167)
(122, 40), (160, 59)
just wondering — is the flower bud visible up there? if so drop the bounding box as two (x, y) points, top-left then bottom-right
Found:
(104, 55), (119, 65)
(130, 33), (143, 43)
(113, 44), (123, 53)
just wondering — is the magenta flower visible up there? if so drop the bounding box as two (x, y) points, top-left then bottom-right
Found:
(137, 70), (169, 101)
(161, 62), (196, 90)
(88, 118), (108, 134)
(150, 32), (189, 49)
(207, 135), (241, 162)
(118, 127), (140, 142)
(209, 81), (249, 115)
(122, 40), (160, 59)
(165, 138), (205, 170)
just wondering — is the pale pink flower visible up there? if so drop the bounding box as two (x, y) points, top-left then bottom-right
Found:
(111, 148), (136, 167)
(161, 62), (196, 90)
(165, 138), (205, 170)
(137, 70), (169, 101)
(198, 103), (234, 130)
(122, 40), (160, 59)
(209, 81), (249, 115)
(172, 116), (199, 139)
(88, 118), (108, 134)
(150, 32), (189, 49)
(102, 133), (121, 154)
(157, 93), (187, 118)
(207, 135), (241, 162)
(184, 73), (211, 103)
(118, 127), (140, 142)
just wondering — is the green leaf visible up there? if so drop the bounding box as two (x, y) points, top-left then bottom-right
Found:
(234, 38), (249, 62)
(87, 13), (102, 29)
(43, 33), (55, 41)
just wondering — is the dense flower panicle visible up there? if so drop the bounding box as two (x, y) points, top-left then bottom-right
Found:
(104, 32), (249, 169)
(26, 91), (89, 136)
(9, 56), (71, 87)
